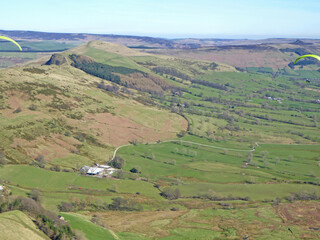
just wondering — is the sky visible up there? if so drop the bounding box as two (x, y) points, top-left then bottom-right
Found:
(1, 0), (320, 39)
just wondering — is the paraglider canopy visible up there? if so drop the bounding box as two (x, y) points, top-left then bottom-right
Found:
(0, 36), (22, 51)
(294, 54), (320, 64)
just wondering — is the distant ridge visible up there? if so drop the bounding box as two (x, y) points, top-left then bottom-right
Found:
(1, 29), (320, 49)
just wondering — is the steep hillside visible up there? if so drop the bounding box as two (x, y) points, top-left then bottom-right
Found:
(0, 210), (49, 240)
(0, 42), (188, 168)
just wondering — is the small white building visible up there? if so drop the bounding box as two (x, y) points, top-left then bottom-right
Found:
(97, 164), (111, 169)
(86, 167), (104, 175)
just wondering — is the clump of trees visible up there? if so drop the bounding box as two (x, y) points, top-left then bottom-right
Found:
(193, 190), (250, 202)
(98, 81), (120, 94)
(191, 79), (228, 91)
(109, 156), (125, 169)
(70, 54), (142, 85)
(108, 197), (143, 211)
(177, 130), (186, 138)
(30, 155), (47, 168)
(160, 188), (181, 200)
(152, 67), (191, 80)
(28, 189), (42, 202)
(286, 190), (320, 202)
(58, 197), (143, 212)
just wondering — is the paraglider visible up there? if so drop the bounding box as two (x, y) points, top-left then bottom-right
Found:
(0, 36), (22, 51)
(294, 54), (320, 64)
(294, 54), (320, 83)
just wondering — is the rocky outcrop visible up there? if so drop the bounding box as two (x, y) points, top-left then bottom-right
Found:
(46, 54), (67, 65)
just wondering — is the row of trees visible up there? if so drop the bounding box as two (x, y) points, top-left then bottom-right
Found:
(191, 79), (228, 91)
(152, 67), (191, 80)
(58, 197), (143, 212)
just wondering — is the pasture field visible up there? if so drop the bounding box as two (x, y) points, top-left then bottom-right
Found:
(0, 41), (81, 52)
(60, 213), (116, 240)
(118, 137), (320, 184)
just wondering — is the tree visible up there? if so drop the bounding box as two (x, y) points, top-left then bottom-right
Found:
(108, 197), (143, 211)
(29, 189), (42, 202)
(181, 148), (187, 156)
(114, 170), (125, 179)
(13, 107), (22, 114)
(58, 202), (73, 212)
(160, 188), (181, 200)
(34, 155), (47, 168)
(174, 147), (179, 154)
(130, 166), (141, 174)
(273, 197), (281, 206)
(313, 115), (318, 127)
(177, 130), (186, 138)
(130, 139), (139, 145)
(110, 156), (125, 169)
(0, 152), (7, 166)
(108, 184), (118, 193)
(247, 152), (252, 163)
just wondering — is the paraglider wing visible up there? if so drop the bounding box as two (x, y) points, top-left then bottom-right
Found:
(294, 54), (320, 64)
(0, 36), (22, 51)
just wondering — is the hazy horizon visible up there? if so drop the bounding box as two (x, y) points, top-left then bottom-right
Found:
(1, 0), (320, 39)
(1, 28), (320, 41)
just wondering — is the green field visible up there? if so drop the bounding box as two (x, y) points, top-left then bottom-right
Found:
(60, 213), (116, 240)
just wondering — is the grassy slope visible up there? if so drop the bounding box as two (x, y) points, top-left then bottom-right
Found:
(0, 210), (49, 240)
(0, 44), (187, 167)
(60, 213), (116, 240)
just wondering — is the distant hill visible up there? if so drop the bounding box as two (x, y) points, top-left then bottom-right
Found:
(2, 29), (320, 49)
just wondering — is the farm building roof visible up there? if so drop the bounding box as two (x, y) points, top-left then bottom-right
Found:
(87, 167), (104, 175)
